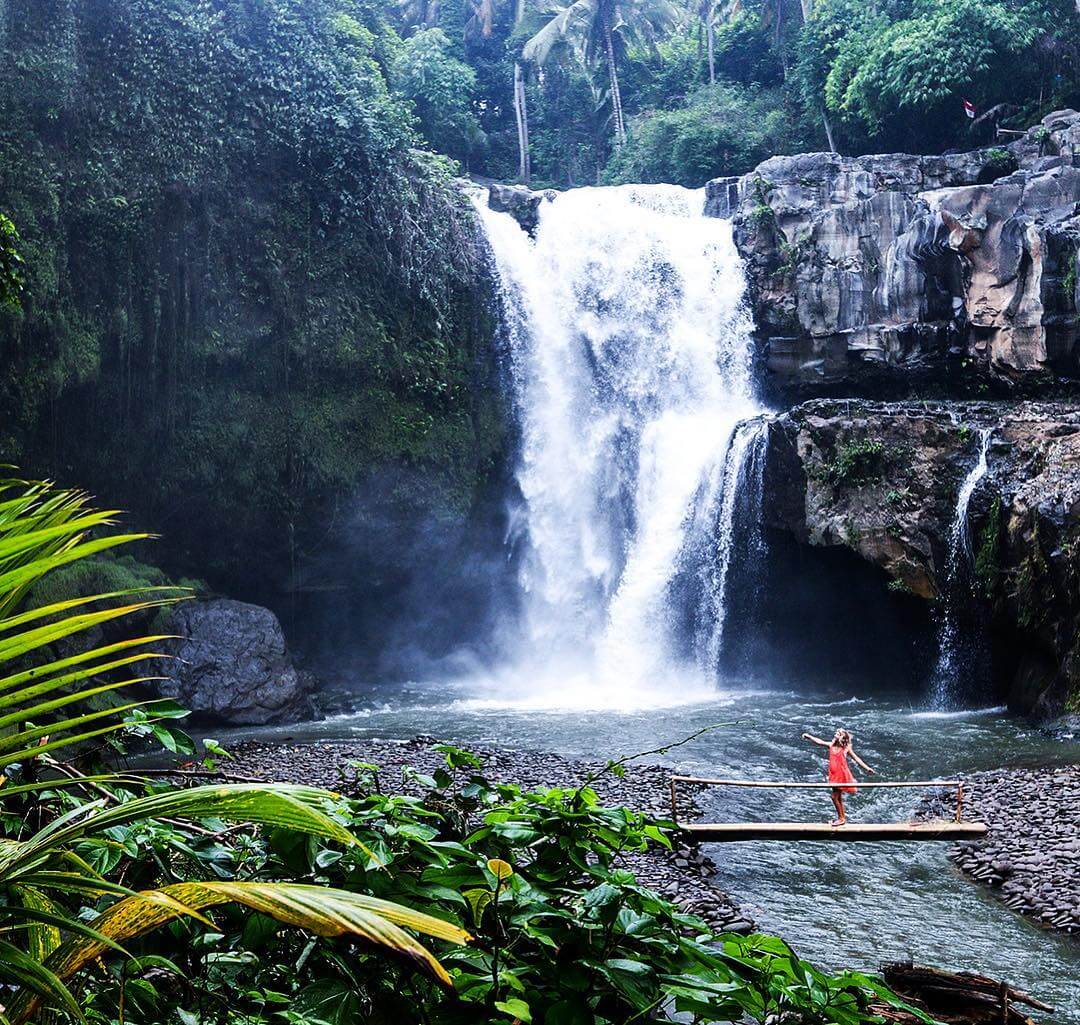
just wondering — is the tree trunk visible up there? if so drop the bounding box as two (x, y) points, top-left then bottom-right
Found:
(513, 61), (531, 183)
(603, 18), (625, 149)
(512, 0), (530, 182)
(821, 107), (836, 153)
(706, 17), (715, 85)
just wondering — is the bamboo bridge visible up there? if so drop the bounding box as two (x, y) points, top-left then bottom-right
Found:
(669, 776), (988, 841)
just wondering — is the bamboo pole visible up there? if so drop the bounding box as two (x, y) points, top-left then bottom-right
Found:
(670, 776), (962, 789)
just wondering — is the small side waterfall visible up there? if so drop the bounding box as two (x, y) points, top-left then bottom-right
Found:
(474, 185), (762, 706)
(931, 427), (992, 708)
(691, 416), (770, 677)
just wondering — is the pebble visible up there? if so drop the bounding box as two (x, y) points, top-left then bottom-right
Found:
(222, 735), (756, 934)
(916, 764), (1080, 936)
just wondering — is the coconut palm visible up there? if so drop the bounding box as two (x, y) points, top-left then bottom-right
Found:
(523, 0), (678, 149)
(0, 477), (469, 1020)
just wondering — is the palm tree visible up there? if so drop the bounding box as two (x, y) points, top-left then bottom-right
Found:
(523, 0), (677, 149)
(0, 477), (469, 1019)
(697, 0), (740, 85)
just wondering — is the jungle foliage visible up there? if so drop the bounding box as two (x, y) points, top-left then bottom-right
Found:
(0, 0), (506, 617)
(397, 0), (1080, 187)
(0, 477), (930, 1024)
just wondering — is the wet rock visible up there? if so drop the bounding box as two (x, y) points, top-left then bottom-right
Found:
(712, 110), (1080, 398)
(919, 765), (1080, 936)
(760, 399), (1080, 715)
(159, 599), (313, 726)
(486, 183), (558, 235)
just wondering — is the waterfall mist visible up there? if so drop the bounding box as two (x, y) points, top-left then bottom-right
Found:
(474, 186), (762, 708)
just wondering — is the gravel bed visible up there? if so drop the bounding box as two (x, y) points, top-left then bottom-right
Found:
(222, 735), (755, 934)
(918, 764), (1080, 936)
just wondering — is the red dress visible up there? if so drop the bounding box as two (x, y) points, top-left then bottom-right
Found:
(828, 745), (857, 794)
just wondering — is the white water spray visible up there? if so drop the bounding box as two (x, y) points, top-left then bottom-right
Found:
(692, 416), (771, 676)
(474, 185), (760, 707)
(931, 427), (992, 708)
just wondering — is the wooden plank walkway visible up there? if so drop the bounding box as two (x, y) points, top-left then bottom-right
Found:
(681, 821), (988, 842)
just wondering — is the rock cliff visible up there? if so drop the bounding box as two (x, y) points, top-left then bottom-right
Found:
(758, 400), (1080, 716)
(711, 111), (1080, 398)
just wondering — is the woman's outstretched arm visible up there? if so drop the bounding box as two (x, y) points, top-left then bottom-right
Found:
(801, 733), (830, 747)
(850, 749), (876, 774)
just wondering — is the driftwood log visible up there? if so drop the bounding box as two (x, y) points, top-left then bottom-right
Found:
(868, 962), (1055, 1024)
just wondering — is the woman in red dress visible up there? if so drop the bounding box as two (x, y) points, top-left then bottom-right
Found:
(801, 728), (876, 825)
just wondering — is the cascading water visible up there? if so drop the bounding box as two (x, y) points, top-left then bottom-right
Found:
(474, 185), (761, 707)
(931, 427), (992, 709)
(690, 416), (771, 677)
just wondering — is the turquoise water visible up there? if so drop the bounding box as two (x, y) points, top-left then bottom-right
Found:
(230, 680), (1080, 1019)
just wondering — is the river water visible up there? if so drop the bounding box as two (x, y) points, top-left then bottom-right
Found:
(233, 682), (1080, 1018)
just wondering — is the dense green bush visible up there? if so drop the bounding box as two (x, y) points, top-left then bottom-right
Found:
(794, 0), (1080, 152)
(57, 745), (930, 1025)
(393, 28), (487, 166)
(604, 83), (803, 187)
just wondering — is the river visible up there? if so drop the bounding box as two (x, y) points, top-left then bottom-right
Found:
(229, 680), (1080, 1018)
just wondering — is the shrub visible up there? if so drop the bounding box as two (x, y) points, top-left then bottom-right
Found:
(604, 83), (803, 187)
(815, 439), (888, 488)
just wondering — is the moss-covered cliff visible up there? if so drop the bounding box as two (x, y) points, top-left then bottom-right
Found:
(0, 0), (506, 646)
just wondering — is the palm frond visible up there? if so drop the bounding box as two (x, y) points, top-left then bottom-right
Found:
(9, 883), (470, 1023)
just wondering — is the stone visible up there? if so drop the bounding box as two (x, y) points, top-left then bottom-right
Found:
(711, 110), (1080, 398)
(759, 399), (1080, 715)
(485, 183), (558, 235)
(158, 599), (314, 726)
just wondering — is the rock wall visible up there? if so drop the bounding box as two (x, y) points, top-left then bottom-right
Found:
(712, 111), (1080, 398)
(759, 401), (1080, 715)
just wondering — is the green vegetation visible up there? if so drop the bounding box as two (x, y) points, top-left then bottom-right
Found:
(815, 439), (888, 488)
(0, 478), (931, 1023)
(1064, 249), (1078, 303)
(0, 476), (467, 1018)
(0, 213), (22, 313)
(382, 0), (1080, 187)
(974, 498), (1002, 599)
(0, 0), (504, 606)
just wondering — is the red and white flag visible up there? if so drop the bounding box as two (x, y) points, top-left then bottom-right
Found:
(963, 98), (976, 119)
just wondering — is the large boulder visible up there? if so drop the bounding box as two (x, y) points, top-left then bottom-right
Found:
(713, 111), (1080, 398)
(758, 400), (1080, 715)
(159, 599), (313, 726)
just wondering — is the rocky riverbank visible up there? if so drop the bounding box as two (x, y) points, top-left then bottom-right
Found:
(221, 736), (756, 935)
(919, 763), (1080, 935)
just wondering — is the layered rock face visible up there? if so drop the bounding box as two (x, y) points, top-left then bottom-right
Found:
(760, 401), (1080, 714)
(711, 111), (1080, 397)
(159, 600), (314, 726)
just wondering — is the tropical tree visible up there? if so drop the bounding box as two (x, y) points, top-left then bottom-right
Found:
(0, 477), (469, 1020)
(524, 0), (679, 149)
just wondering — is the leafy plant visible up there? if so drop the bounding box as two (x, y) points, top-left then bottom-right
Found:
(0, 478), (467, 1020)
(0, 213), (23, 313)
(70, 743), (932, 1025)
(814, 439), (888, 488)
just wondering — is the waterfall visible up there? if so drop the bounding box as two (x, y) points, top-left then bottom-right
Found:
(691, 416), (771, 677)
(930, 427), (992, 709)
(474, 185), (761, 707)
